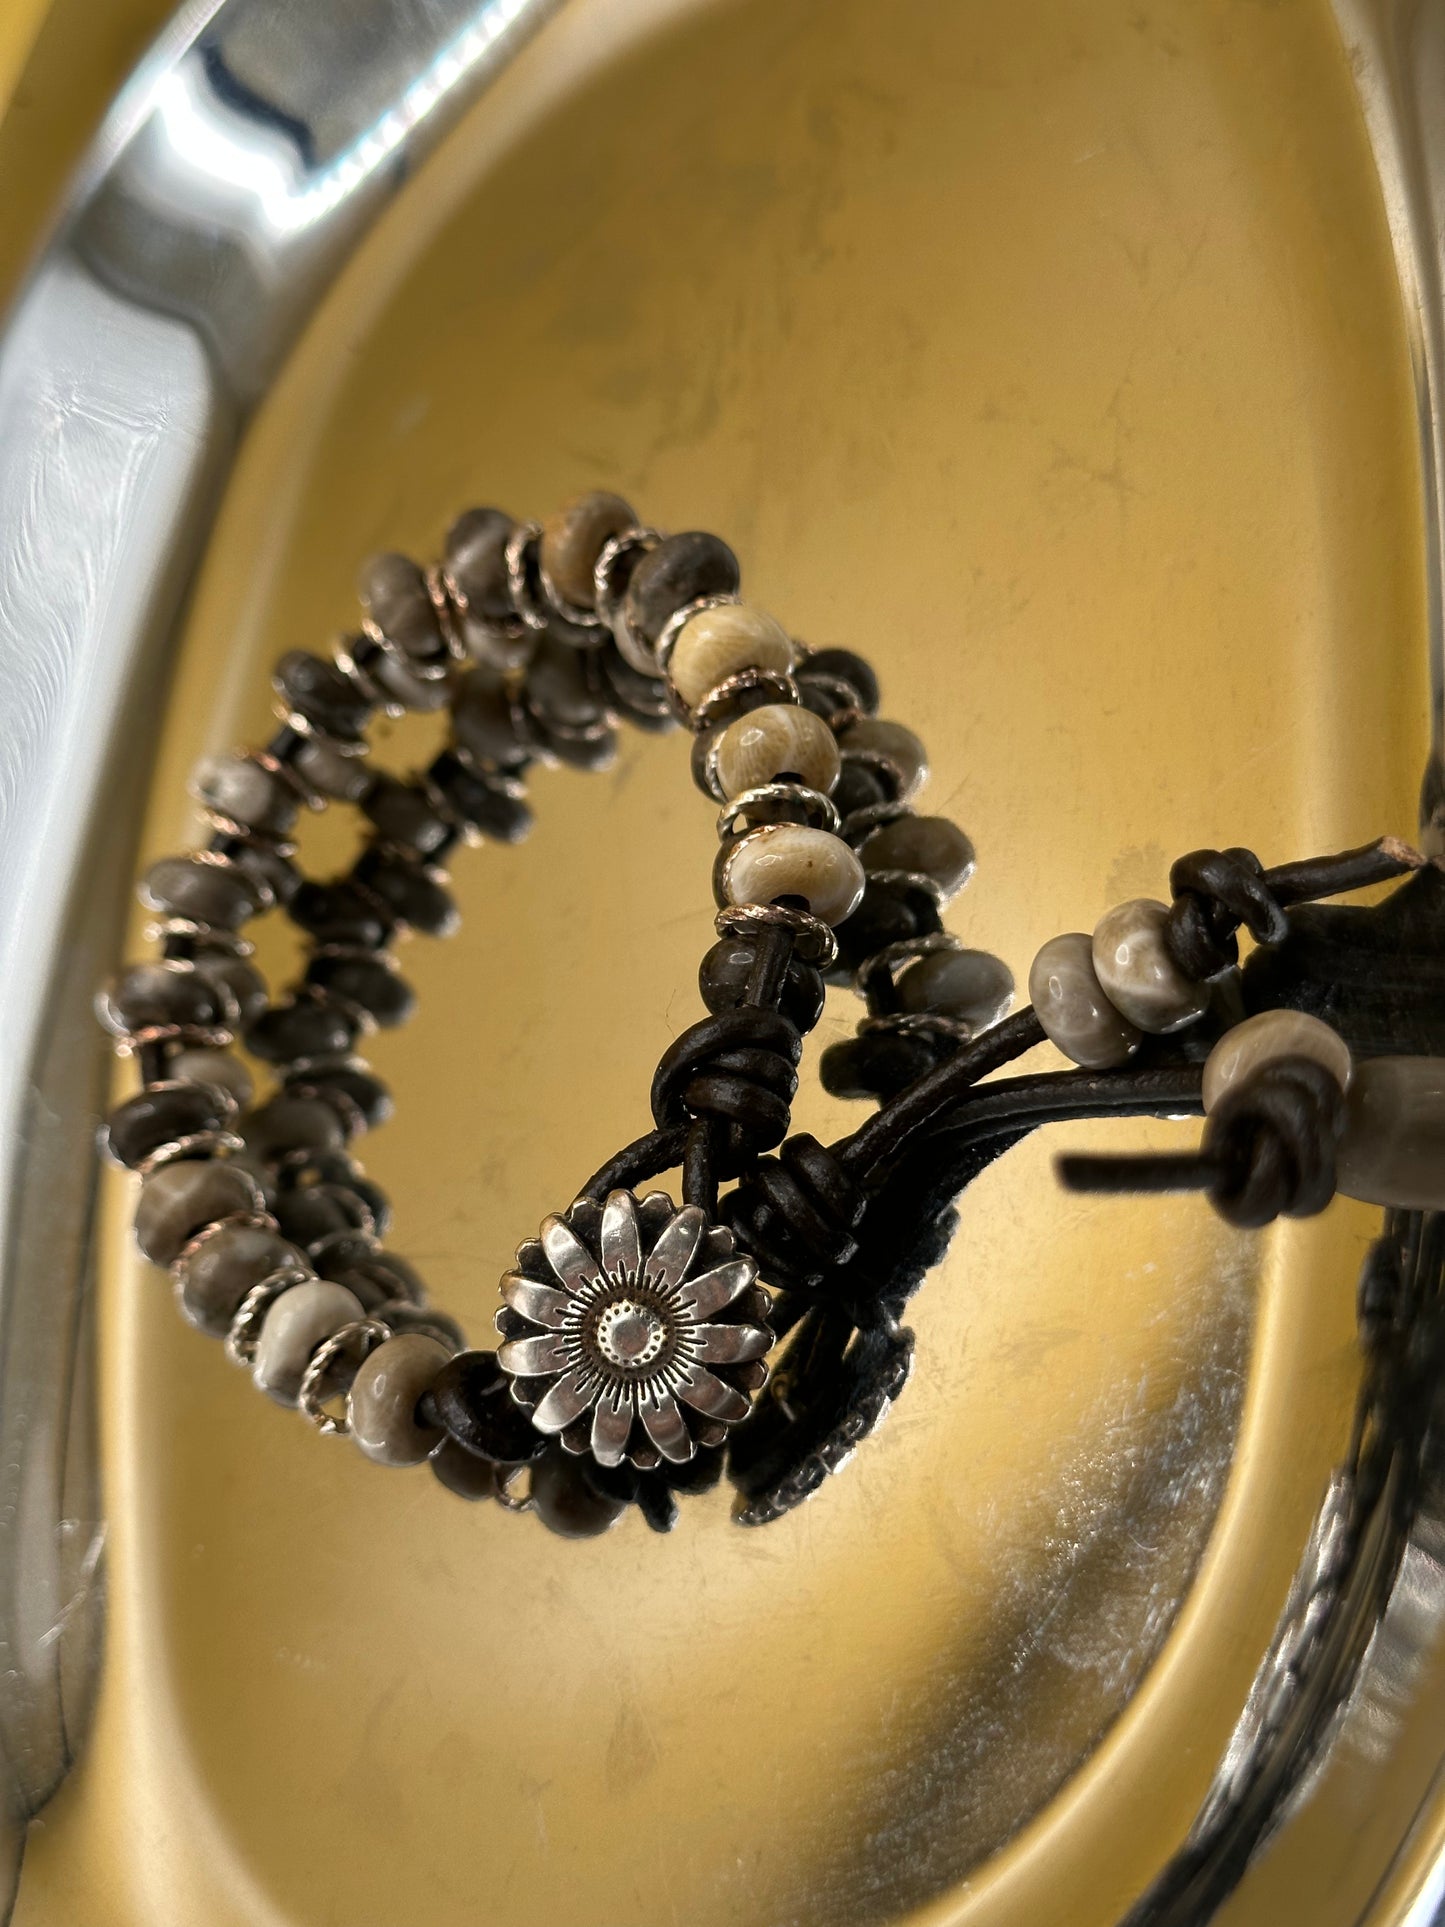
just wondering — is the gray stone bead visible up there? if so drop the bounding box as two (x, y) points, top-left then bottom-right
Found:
(170, 1048), (254, 1110)
(836, 718), (929, 802)
(192, 753), (297, 836)
(445, 507), (515, 622)
(1028, 931), (1141, 1069)
(135, 1158), (261, 1267)
(624, 531), (740, 646)
(897, 947), (1014, 1027)
(358, 552), (442, 659)
(1092, 898), (1209, 1035)
(451, 665), (525, 769)
(540, 490), (635, 611)
(292, 736), (373, 803)
(1337, 1057), (1445, 1210)
(1201, 1009), (1352, 1114)
(176, 1222), (304, 1337)
(190, 953), (268, 1030)
(347, 1333), (449, 1466)
(139, 855), (261, 929)
(861, 815), (975, 900)
(242, 1095), (347, 1162)
(252, 1279), (364, 1406)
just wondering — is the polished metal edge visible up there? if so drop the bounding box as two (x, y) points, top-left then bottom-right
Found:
(0, 0), (564, 1861)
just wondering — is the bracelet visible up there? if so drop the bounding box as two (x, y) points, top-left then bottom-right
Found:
(98, 488), (1445, 1538)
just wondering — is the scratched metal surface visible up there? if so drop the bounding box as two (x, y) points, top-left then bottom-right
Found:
(0, 1), (1438, 1923)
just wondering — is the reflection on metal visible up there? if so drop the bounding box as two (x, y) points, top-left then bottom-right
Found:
(1125, 1211), (1441, 1924)
(0, 0), (561, 1881)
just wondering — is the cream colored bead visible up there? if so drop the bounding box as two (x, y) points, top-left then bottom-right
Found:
(1028, 932), (1141, 1069)
(1337, 1056), (1445, 1209)
(1092, 898), (1208, 1035)
(347, 1334), (450, 1466)
(714, 703), (840, 799)
(722, 824), (865, 926)
(1201, 1009), (1352, 1113)
(252, 1280), (364, 1407)
(668, 603), (794, 708)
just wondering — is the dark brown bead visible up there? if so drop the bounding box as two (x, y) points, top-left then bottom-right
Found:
(359, 775), (451, 856)
(287, 880), (393, 950)
(313, 1244), (423, 1307)
(445, 508), (515, 621)
(351, 850), (457, 938)
(140, 856), (261, 929)
(305, 951), (414, 1027)
(245, 996), (359, 1065)
(798, 647), (879, 715)
(861, 815), (975, 899)
(451, 665), (526, 770)
(99, 962), (227, 1037)
(242, 1095), (346, 1161)
(428, 750), (532, 845)
(429, 1436), (502, 1500)
(193, 754), (298, 836)
(191, 953), (269, 1029)
(830, 876), (942, 980)
(377, 1300), (465, 1351)
(357, 552), (443, 660)
(273, 650), (371, 740)
(431, 1350), (545, 1462)
(284, 1059), (392, 1133)
(698, 938), (826, 1032)
(272, 1183), (372, 1248)
(819, 1028), (943, 1101)
(623, 531), (740, 646)
(531, 1449), (626, 1538)
(105, 1084), (234, 1168)
(539, 490), (635, 610)
(525, 634), (605, 730)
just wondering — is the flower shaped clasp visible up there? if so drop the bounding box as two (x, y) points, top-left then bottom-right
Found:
(496, 1189), (773, 1470)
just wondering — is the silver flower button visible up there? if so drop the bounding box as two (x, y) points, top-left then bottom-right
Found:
(495, 1188), (774, 1470)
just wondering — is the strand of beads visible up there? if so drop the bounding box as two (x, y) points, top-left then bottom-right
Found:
(99, 490), (998, 1532)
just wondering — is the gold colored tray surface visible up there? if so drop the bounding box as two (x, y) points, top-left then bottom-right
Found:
(10, 0), (1432, 1922)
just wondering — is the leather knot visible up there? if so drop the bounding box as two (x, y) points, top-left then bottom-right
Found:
(1166, 846), (1289, 980)
(1203, 1055), (1344, 1228)
(650, 1009), (802, 1156)
(722, 1133), (867, 1289)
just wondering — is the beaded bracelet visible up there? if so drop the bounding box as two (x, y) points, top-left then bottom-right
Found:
(99, 489), (1445, 1537)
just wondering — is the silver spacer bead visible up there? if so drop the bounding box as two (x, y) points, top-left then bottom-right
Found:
(225, 1264), (314, 1368)
(595, 527), (663, 675)
(653, 592), (742, 678)
(688, 667), (800, 734)
(851, 930), (962, 1005)
(713, 901), (838, 969)
(133, 1130), (247, 1178)
(298, 1317), (393, 1435)
(504, 521), (550, 633)
(716, 784), (841, 841)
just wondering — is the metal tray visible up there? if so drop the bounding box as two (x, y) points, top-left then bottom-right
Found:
(0, 1), (1442, 1922)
